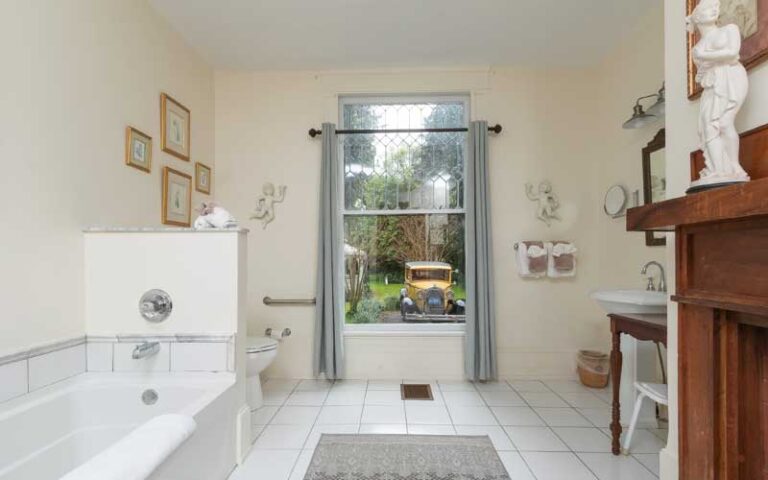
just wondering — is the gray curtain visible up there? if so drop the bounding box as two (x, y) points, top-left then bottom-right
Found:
(465, 121), (497, 381)
(314, 123), (344, 379)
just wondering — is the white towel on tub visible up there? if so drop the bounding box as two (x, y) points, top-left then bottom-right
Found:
(60, 414), (196, 480)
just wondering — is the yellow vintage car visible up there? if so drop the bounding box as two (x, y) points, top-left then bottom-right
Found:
(399, 261), (464, 320)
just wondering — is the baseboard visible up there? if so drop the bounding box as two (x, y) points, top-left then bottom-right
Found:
(235, 404), (251, 465)
(659, 446), (678, 480)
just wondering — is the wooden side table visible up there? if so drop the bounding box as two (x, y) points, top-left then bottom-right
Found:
(609, 312), (667, 455)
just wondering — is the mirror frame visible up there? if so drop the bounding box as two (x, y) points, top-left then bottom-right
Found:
(642, 128), (666, 246)
(604, 184), (628, 217)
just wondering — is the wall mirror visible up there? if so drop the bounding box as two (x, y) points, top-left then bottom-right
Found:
(604, 184), (628, 218)
(642, 129), (666, 246)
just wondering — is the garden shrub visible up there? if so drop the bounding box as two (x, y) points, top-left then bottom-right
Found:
(382, 295), (401, 311)
(350, 297), (383, 324)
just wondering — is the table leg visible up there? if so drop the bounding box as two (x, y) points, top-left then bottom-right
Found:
(610, 327), (623, 455)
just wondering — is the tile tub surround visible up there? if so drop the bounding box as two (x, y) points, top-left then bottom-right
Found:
(83, 227), (251, 233)
(231, 378), (666, 480)
(86, 334), (234, 373)
(0, 337), (86, 403)
(0, 334), (235, 404)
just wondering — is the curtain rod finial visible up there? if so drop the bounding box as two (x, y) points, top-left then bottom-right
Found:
(490, 124), (502, 134)
(309, 128), (321, 138)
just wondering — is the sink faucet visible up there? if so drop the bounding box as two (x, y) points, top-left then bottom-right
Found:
(641, 261), (666, 292)
(132, 341), (160, 360)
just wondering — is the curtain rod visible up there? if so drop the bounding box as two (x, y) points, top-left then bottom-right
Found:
(308, 124), (502, 138)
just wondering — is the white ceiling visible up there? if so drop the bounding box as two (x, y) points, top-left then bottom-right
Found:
(148, 0), (657, 70)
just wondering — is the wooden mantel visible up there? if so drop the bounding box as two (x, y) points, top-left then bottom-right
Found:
(627, 179), (768, 479)
(627, 176), (768, 232)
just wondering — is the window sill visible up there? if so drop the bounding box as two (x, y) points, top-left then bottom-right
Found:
(344, 323), (466, 338)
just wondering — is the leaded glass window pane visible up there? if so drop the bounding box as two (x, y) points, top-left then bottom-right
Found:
(340, 95), (469, 325)
(341, 99), (467, 212)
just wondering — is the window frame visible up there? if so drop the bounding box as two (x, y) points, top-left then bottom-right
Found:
(337, 93), (471, 333)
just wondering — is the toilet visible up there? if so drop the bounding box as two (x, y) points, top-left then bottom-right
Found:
(245, 336), (279, 410)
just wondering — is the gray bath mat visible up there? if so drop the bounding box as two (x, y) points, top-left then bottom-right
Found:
(304, 434), (510, 480)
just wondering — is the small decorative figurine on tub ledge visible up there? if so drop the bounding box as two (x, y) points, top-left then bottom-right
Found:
(250, 182), (286, 229)
(193, 202), (238, 229)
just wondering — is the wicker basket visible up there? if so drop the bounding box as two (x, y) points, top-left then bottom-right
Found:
(577, 350), (610, 388)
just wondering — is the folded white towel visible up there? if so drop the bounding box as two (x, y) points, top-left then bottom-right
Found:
(515, 242), (547, 278)
(60, 414), (196, 480)
(547, 242), (577, 278)
(551, 243), (577, 257)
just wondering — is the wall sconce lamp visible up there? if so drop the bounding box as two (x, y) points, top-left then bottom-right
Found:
(622, 83), (665, 129)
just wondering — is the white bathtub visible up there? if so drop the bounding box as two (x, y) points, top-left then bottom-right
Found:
(0, 372), (238, 480)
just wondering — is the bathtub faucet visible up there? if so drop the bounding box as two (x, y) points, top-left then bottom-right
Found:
(132, 341), (160, 360)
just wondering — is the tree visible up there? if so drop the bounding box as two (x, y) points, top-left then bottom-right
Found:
(416, 103), (466, 209)
(342, 104), (379, 209)
(391, 215), (464, 266)
(345, 251), (368, 313)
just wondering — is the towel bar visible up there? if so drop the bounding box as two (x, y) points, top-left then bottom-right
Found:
(263, 296), (316, 306)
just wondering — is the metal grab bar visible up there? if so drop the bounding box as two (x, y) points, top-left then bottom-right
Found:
(263, 296), (316, 306)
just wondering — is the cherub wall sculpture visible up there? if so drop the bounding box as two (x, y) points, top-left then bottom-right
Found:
(250, 182), (286, 229)
(525, 181), (561, 226)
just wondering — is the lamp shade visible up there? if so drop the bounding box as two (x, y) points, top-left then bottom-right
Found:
(646, 85), (665, 117)
(622, 104), (657, 129)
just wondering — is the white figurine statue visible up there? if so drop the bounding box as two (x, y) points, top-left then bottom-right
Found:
(525, 181), (560, 226)
(687, 0), (750, 190)
(193, 202), (238, 229)
(250, 182), (286, 229)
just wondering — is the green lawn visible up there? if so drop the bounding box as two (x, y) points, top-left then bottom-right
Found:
(345, 279), (467, 323)
(368, 281), (406, 300)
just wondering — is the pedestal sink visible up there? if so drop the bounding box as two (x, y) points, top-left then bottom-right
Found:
(591, 289), (667, 431)
(590, 289), (667, 314)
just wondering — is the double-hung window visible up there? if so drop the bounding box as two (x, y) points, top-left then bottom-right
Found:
(339, 95), (469, 328)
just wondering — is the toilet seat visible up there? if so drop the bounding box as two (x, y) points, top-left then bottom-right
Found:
(246, 336), (278, 353)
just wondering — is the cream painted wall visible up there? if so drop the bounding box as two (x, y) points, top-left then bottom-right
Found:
(214, 67), (607, 379)
(591, 5), (668, 429)
(0, 1), (214, 355)
(84, 231), (245, 335)
(661, 0), (768, 477)
(593, 7), (667, 286)
(215, 9), (665, 380)
(477, 68), (605, 379)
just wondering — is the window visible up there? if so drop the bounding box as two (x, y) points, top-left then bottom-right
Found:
(339, 95), (469, 326)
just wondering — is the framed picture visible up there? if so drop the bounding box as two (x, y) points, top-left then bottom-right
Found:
(125, 127), (152, 173)
(162, 167), (192, 226)
(195, 162), (212, 195)
(688, 0), (768, 98)
(160, 93), (191, 161)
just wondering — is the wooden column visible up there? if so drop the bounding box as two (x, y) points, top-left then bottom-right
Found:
(627, 177), (768, 480)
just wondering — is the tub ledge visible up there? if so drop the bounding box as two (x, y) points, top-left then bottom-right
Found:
(60, 414), (196, 480)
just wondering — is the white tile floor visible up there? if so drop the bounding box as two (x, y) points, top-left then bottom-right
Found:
(228, 378), (666, 480)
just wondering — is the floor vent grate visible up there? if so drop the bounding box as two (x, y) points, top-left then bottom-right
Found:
(401, 384), (433, 401)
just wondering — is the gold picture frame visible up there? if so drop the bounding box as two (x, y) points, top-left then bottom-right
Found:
(125, 127), (152, 173)
(160, 93), (191, 161)
(687, 0), (768, 99)
(162, 166), (192, 226)
(195, 162), (212, 195)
